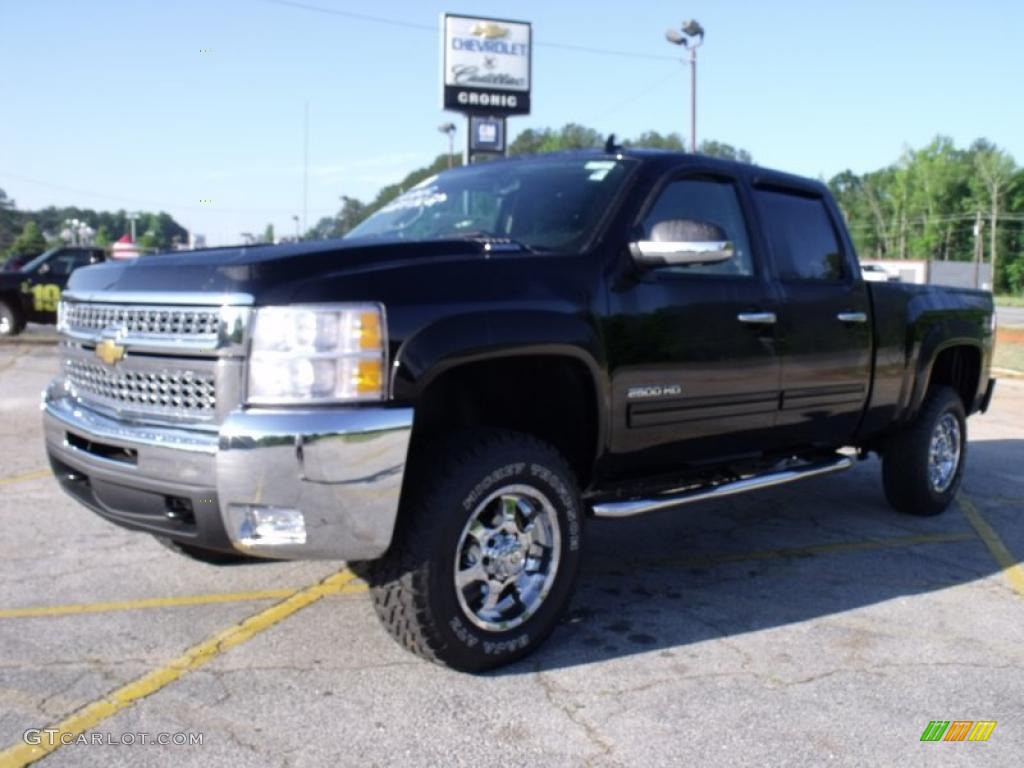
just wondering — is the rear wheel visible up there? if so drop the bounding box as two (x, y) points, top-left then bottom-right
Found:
(882, 386), (966, 516)
(0, 299), (23, 337)
(365, 429), (584, 672)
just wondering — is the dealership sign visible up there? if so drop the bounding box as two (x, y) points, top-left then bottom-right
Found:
(442, 14), (531, 116)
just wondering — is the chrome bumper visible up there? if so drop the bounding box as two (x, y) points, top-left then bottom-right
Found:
(42, 379), (413, 560)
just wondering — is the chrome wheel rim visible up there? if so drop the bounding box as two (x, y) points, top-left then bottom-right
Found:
(0, 313), (10, 335)
(928, 413), (962, 493)
(454, 484), (562, 632)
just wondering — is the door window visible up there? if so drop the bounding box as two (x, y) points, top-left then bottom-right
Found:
(755, 189), (844, 281)
(641, 178), (754, 277)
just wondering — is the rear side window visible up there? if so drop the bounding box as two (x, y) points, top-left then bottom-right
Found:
(755, 189), (844, 281)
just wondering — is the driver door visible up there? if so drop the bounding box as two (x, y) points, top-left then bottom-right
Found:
(604, 173), (782, 478)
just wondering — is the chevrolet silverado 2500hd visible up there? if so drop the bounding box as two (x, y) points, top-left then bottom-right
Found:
(43, 150), (996, 671)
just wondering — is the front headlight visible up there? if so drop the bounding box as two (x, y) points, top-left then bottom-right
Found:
(246, 304), (387, 405)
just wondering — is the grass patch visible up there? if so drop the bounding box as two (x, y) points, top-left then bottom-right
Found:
(995, 294), (1024, 307)
(994, 339), (1024, 372)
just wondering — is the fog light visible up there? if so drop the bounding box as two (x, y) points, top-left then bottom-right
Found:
(228, 504), (306, 546)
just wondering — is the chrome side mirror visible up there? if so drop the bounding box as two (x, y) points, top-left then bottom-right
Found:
(630, 218), (735, 268)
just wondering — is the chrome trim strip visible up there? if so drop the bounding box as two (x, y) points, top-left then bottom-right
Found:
(737, 312), (777, 325)
(60, 304), (250, 358)
(591, 456), (853, 518)
(837, 312), (868, 324)
(62, 290), (254, 306)
(43, 381), (219, 454)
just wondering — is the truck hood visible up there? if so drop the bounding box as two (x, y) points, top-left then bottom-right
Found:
(65, 237), (513, 303)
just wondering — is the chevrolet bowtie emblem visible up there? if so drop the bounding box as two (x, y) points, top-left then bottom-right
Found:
(95, 338), (126, 366)
(471, 22), (509, 39)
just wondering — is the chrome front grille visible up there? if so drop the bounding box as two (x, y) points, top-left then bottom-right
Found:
(64, 303), (220, 338)
(65, 357), (217, 421)
(58, 296), (251, 427)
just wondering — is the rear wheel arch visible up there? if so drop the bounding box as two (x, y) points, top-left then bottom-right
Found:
(914, 341), (982, 416)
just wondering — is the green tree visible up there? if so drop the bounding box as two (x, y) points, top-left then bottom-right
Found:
(698, 140), (752, 163)
(627, 131), (685, 150)
(9, 220), (47, 259)
(262, 223), (275, 244)
(0, 188), (20, 255)
(94, 225), (110, 248)
(970, 140), (1016, 290)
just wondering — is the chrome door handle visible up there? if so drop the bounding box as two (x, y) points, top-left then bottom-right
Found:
(737, 312), (777, 325)
(837, 312), (868, 324)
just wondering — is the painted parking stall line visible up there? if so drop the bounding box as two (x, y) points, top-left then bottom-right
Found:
(0, 569), (358, 768)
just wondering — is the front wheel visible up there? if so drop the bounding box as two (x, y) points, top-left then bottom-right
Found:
(882, 386), (967, 516)
(365, 430), (584, 672)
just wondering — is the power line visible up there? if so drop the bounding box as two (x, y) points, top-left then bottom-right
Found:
(262, 0), (678, 61)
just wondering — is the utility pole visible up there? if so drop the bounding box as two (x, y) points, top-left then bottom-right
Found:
(303, 101), (309, 236)
(665, 20), (704, 153)
(127, 212), (139, 243)
(973, 212), (985, 289)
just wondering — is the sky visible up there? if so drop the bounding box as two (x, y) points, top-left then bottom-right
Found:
(1, 0), (1021, 246)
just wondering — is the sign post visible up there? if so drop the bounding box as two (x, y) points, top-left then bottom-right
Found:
(441, 13), (531, 163)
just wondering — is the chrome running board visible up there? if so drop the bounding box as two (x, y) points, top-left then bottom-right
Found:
(591, 455), (853, 518)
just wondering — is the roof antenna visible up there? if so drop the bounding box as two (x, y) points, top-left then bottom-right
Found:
(604, 133), (621, 154)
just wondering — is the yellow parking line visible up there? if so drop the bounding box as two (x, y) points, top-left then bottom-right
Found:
(604, 531), (977, 572)
(0, 589), (296, 620)
(0, 469), (50, 487)
(0, 568), (358, 768)
(959, 494), (1024, 598)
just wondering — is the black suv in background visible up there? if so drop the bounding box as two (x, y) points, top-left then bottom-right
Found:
(0, 246), (105, 336)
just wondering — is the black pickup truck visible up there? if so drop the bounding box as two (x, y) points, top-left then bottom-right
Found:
(0, 246), (106, 336)
(43, 150), (995, 671)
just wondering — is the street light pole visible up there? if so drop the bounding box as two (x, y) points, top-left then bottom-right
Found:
(438, 123), (457, 169)
(293, 215), (300, 241)
(665, 19), (705, 153)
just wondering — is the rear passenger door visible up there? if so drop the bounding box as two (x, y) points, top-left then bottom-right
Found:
(752, 185), (871, 448)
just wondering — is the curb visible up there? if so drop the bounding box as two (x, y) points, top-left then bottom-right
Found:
(993, 367), (1024, 380)
(0, 336), (59, 346)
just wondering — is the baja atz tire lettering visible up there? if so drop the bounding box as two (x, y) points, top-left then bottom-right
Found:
(484, 634), (530, 655)
(448, 616), (479, 648)
(530, 463), (580, 551)
(462, 462), (525, 510)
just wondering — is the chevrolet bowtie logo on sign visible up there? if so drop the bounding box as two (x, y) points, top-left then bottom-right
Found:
(920, 720), (997, 742)
(471, 22), (509, 39)
(95, 339), (126, 366)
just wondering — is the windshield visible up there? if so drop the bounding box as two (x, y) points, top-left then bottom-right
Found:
(346, 156), (635, 251)
(20, 248), (61, 273)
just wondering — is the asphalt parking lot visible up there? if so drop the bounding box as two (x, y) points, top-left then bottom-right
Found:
(1, 339), (1022, 768)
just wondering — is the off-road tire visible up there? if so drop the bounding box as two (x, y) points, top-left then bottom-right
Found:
(154, 535), (258, 565)
(882, 386), (966, 516)
(364, 429), (584, 672)
(0, 299), (24, 337)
